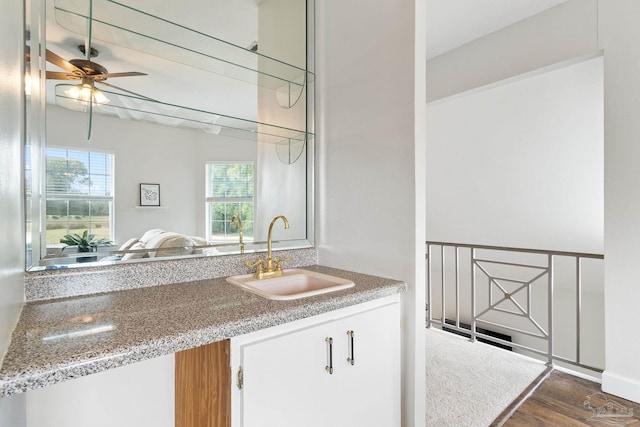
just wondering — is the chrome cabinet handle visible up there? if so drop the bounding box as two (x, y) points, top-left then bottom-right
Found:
(325, 337), (334, 374)
(347, 330), (355, 365)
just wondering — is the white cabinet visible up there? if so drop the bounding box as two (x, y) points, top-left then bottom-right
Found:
(230, 295), (401, 427)
(25, 354), (175, 427)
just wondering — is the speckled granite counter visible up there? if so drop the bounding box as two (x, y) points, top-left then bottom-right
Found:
(0, 265), (406, 397)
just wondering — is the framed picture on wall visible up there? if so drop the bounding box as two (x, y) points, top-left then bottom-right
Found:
(140, 183), (161, 207)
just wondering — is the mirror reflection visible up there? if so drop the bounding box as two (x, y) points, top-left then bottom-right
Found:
(26, 0), (313, 269)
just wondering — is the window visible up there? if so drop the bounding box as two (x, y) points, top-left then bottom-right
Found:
(45, 148), (114, 245)
(206, 162), (254, 242)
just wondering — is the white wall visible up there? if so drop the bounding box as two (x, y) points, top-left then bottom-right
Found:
(599, 0), (640, 403)
(0, 0), (27, 423)
(315, 1), (425, 426)
(46, 105), (257, 243)
(256, 143), (307, 241)
(426, 56), (604, 254)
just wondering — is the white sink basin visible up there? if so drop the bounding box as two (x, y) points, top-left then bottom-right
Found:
(226, 269), (355, 300)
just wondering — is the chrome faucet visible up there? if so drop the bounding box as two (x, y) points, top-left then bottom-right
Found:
(246, 215), (289, 279)
(230, 214), (244, 254)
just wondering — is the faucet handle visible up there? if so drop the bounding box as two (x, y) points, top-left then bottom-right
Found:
(273, 256), (291, 271)
(246, 259), (265, 272)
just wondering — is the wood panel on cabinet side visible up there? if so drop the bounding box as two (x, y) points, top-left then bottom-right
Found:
(176, 339), (231, 427)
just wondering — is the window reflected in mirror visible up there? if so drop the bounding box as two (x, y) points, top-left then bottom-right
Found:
(206, 162), (255, 243)
(45, 147), (114, 245)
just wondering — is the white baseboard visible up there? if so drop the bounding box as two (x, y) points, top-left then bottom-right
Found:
(602, 370), (640, 404)
(555, 365), (601, 384)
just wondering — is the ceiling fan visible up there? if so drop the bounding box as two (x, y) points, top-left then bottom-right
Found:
(45, 46), (150, 139)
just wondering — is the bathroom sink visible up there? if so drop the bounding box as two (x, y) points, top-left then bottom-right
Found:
(226, 269), (355, 300)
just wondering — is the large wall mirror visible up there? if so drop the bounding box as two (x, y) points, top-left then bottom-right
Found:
(25, 0), (314, 270)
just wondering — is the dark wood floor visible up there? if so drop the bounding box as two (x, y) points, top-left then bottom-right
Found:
(491, 369), (640, 426)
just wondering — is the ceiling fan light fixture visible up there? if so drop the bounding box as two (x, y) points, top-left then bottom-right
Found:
(93, 89), (109, 105)
(64, 83), (110, 105)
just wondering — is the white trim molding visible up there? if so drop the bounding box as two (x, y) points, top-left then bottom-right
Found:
(602, 370), (640, 404)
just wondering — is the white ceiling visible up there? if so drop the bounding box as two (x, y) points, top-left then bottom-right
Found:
(42, 0), (573, 127)
(43, 0), (262, 122)
(426, 0), (570, 60)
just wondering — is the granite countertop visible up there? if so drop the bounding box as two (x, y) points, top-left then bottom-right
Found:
(0, 265), (406, 397)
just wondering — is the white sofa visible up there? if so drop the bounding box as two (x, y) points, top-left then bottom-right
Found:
(118, 229), (210, 260)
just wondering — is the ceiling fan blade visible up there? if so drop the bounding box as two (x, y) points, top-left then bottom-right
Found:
(46, 49), (82, 74)
(95, 71), (148, 79)
(46, 71), (79, 81)
(97, 81), (156, 101)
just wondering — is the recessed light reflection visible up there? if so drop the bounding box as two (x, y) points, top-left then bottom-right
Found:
(42, 324), (115, 342)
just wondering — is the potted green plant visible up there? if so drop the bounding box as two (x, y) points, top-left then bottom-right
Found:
(60, 230), (112, 253)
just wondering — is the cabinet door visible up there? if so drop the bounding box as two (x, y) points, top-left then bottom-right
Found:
(235, 301), (400, 427)
(332, 302), (401, 427)
(26, 354), (175, 427)
(240, 322), (336, 427)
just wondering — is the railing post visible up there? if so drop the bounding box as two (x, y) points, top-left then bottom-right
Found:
(470, 247), (476, 343)
(441, 245), (446, 326)
(426, 243), (432, 328)
(455, 246), (460, 328)
(547, 254), (554, 367)
(576, 257), (582, 365)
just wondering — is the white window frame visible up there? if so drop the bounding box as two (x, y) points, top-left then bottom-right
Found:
(205, 161), (255, 242)
(44, 147), (115, 247)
